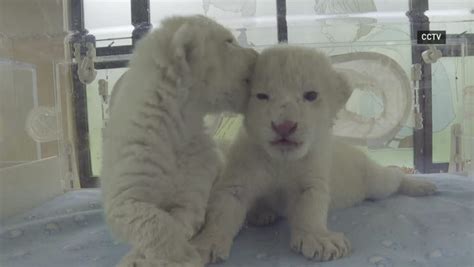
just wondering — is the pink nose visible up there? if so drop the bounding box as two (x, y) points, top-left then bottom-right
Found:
(271, 120), (298, 137)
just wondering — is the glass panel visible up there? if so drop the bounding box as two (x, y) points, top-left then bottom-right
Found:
(427, 0), (474, 33)
(463, 57), (474, 175)
(427, 0), (474, 20)
(287, 0), (410, 46)
(86, 68), (128, 176)
(0, 60), (41, 168)
(150, 0), (277, 47)
(81, 0), (474, 173)
(435, 55), (474, 173)
(345, 43), (414, 169)
(431, 57), (464, 164)
(150, 0), (204, 22)
(0, 58), (63, 168)
(84, 0), (133, 46)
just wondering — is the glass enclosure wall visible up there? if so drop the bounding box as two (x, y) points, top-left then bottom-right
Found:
(80, 0), (473, 178)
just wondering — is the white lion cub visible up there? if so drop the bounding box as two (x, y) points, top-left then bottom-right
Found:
(193, 45), (437, 264)
(100, 15), (257, 266)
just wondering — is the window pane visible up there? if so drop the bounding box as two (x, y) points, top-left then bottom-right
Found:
(86, 68), (128, 176)
(427, 0), (474, 33)
(150, 0), (278, 47)
(84, 0), (133, 46)
(329, 44), (415, 169)
(287, 0), (410, 45)
(431, 55), (474, 165)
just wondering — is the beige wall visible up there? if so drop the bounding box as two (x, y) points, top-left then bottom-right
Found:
(0, 0), (80, 220)
(0, 0), (68, 160)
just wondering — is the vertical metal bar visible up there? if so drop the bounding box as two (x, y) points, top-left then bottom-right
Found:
(407, 0), (435, 173)
(69, 0), (96, 187)
(70, 0), (85, 32)
(69, 0), (95, 52)
(70, 65), (95, 187)
(131, 0), (152, 45)
(276, 0), (288, 43)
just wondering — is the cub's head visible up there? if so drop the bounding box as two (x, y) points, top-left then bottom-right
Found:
(245, 46), (351, 161)
(135, 15), (258, 113)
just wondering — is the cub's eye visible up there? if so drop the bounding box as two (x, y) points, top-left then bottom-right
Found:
(303, 91), (318, 101)
(256, 93), (270, 100)
(225, 38), (234, 44)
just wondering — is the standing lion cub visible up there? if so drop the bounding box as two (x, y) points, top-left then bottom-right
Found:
(101, 15), (257, 266)
(192, 45), (437, 264)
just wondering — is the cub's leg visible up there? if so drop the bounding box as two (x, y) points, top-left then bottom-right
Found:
(169, 191), (212, 240)
(170, 141), (223, 240)
(288, 175), (351, 262)
(191, 185), (250, 264)
(106, 199), (201, 266)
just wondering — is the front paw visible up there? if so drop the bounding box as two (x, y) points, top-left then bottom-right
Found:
(170, 208), (204, 240)
(290, 229), (351, 261)
(191, 231), (233, 264)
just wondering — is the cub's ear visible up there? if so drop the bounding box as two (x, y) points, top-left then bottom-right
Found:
(331, 71), (352, 114)
(170, 23), (201, 78)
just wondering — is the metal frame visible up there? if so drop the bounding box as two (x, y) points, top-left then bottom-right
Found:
(70, 0), (472, 187)
(69, 0), (96, 188)
(95, 60), (129, 70)
(407, 0), (434, 173)
(96, 46), (133, 57)
(276, 0), (288, 43)
(131, 0), (152, 45)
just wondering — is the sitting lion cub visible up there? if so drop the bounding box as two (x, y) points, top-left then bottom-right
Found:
(193, 45), (437, 264)
(101, 15), (257, 266)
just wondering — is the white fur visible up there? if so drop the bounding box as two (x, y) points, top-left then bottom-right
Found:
(192, 45), (437, 264)
(100, 15), (257, 267)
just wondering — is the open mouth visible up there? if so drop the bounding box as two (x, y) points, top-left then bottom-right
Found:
(270, 138), (301, 147)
